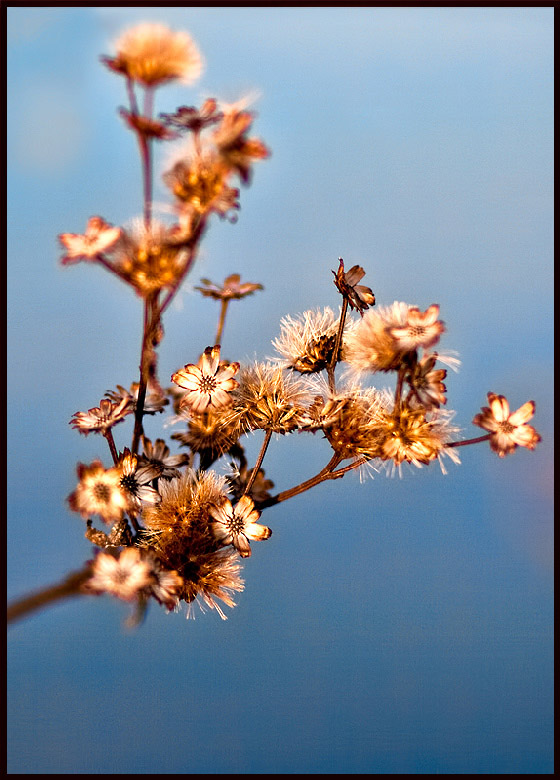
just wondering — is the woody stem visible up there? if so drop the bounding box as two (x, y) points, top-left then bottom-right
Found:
(259, 451), (344, 508)
(215, 299), (229, 346)
(445, 434), (491, 448)
(7, 567), (93, 625)
(243, 429), (273, 496)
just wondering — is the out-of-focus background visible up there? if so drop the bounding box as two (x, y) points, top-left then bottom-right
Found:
(7, 6), (553, 774)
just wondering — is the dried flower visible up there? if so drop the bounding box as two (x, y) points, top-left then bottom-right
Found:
(195, 273), (263, 301)
(171, 346), (239, 414)
(118, 448), (161, 509)
(160, 99), (223, 133)
(59, 216), (121, 265)
(139, 436), (188, 479)
(212, 106), (270, 183)
(332, 258), (375, 314)
(342, 301), (413, 374)
(407, 353), (448, 409)
(209, 496), (271, 558)
(118, 109), (179, 140)
(227, 465), (274, 504)
(68, 460), (133, 524)
(272, 308), (339, 373)
(113, 219), (189, 295)
(171, 406), (243, 464)
(325, 385), (389, 462)
(389, 304), (445, 352)
(85, 548), (154, 601)
(106, 382), (168, 415)
(472, 393), (541, 458)
(163, 154), (240, 218)
(235, 362), (307, 433)
(102, 23), (202, 87)
(70, 397), (133, 436)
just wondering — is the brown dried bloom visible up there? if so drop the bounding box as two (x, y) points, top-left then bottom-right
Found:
(378, 404), (460, 472)
(332, 258), (375, 314)
(226, 464), (274, 504)
(342, 301), (413, 374)
(138, 436), (188, 480)
(102, 23), (203, 87)
(85, 548), (154, 602)
(195, 273), (263, 301)
(160, 99), (223, 133)
(106, 381), (168, 415)
(272, 308), (339, 374)
(113, 219), (189, 295)
(171, 346), (240, 414)
(117, 448), (161, 509)
(172, 406), (243, 463)
(407, 353), (448, 409)
(70, 396), (133, 436)
(118, 109), (179, 140)
(59, 216), (122, 265)
(325, 385), (389, 462)
(140, 471), (244, 618)
(212, 106), (270, 183)
(68, 460), (133, 524)
(209, 495), (272, 558)
(472, 392), (541, 458)
(163, 153), (240, 218)
(389, 304), (445, 351)
(235, 362), (307, 433)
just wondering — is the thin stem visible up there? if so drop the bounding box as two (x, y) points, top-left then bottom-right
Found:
(104, 429), (119, 465)
(327, 297), (349, 393)
(445, 434), (491, 449)
(243, 429), (273, 496)
(159, 216), (208, 316)
(131, 293), (159, 455)
(7, 567), (92, 625)
(394, 367), (406, 411)
(215, 299), (229, 346)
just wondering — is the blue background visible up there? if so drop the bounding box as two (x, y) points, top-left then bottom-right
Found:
(7, 6), (553, 774)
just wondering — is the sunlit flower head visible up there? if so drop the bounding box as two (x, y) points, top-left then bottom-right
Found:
(342, 301), (413, 374)
(70, 397), (133, 436)
(113, 219), (189, 296)
(163, 153), (240, 218)
(212, 106), (270, 184)
(160, 99), (224, 134)
(407, 353), (448, 409)
(59, 216), (122, 265)
(103, 23), (203, 87)
(472, 392), (541, 458)
(85, 548), (154, 601)
(195, 273), (263, 301)
(389, 304), (445, 352)
(324, 384), (389, 462)
(106, 381), (168, 415)
(226, 465), (274, 504)
(118, 448), (161, 509)
(171, 345), (240, 414)
(235, 362), (307, 433)
(139, 436), (188, 480)
(332, 258), (375, 314)
(171, 406), (243, 464)
(209, 495), (271, 558)
(272, 308), (339, 374)
(68, 460), (133, 524)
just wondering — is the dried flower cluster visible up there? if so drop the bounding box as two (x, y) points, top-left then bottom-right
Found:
(8, 23), (541, 627)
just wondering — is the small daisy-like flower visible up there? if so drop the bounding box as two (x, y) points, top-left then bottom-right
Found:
(59, 216), (121, 265)
(102, 23), (203, 87)
(407, 353), (448, 409)
(70, 396), (133, 436)
(85, 548), (154, 602)
(139, 436), (188, 479)
(389, 304), (445, 352)
(144, 555), (184, 610)
(272, 308), (339, 374)
(235, 362), (307, 433)
(212, 106), (270, 184)
(472, 392), (541, 458)
(68, 460), (133, 524)
(209, 495), (271, 558)
(171, 345), (240, 414)
(118, 448), (161, 509)
(342, 301), (412, 374)
(195, 273), (263, 301)
(118, 109), (179, 140)
(332, 258), (375, 314)
(106, 382), (168, 415)
(160, 99), (223, 133)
